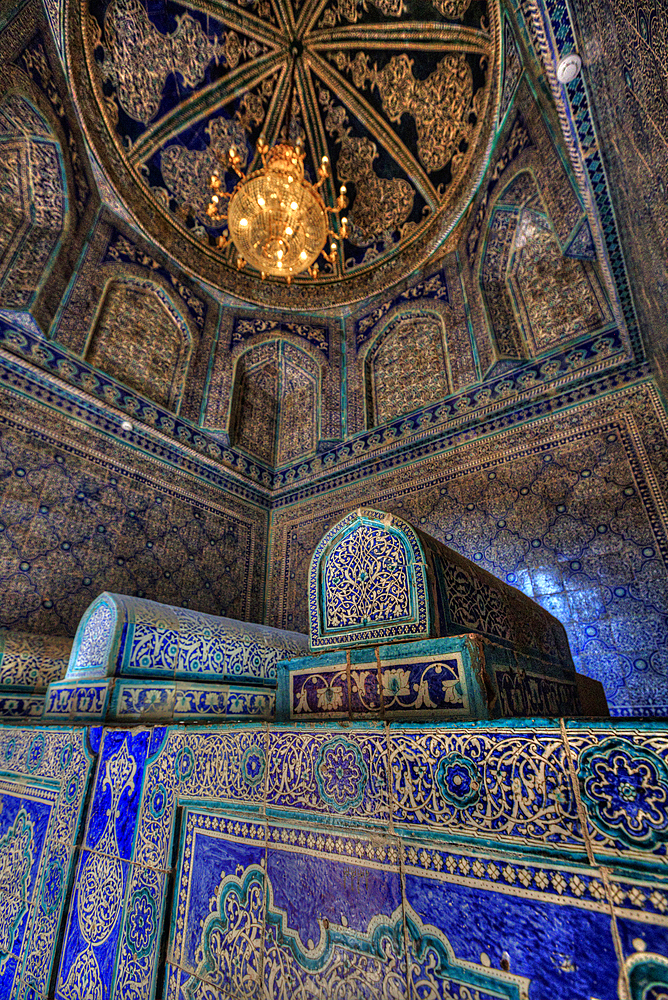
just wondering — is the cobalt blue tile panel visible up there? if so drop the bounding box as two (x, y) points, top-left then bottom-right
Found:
(0, 725), (97, 1000)
(278, 635), (580, 723)
(308, 509), (432, 649)
(0, 691), (46, 719)
(308, 509), (576, 675)
(48, 719), (668, 1000)
(66, 592), (309, 685)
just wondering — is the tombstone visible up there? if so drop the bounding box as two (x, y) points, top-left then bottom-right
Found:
(278, 508), (594, 721)
(44, 593), (308, 723)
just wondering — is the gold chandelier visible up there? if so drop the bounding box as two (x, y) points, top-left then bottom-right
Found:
(205, 59), (347, 282)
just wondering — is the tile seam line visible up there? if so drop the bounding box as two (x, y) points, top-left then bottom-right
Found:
(560, 718), (630, 1000)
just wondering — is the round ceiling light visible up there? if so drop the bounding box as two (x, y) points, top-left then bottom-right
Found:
(557, 53), (582, 84)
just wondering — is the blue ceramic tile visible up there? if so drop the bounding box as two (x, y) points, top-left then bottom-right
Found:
(264, 826), (404, 998)
(169, 808), (267, 992)
(389, 724), (585, 861)
(380, 653), (468, 718)
(174, 728), (268, 813)
(403, 867), (620, 1000)
(266, 725), (390, 828)
(174, 682), (227, 719)
(84, 729), (152, 860)
(565, 726), (668, 868)
(43, 680), (110, 721)
(114, 863), (168, 997)
(614, 911), (668, 993)
(350, 647), (381, 716)
(111, 680), (176, 721)
(56, 849), (130, 1000)
(226, 686), (275, 720)
(290, 663), (349, 719)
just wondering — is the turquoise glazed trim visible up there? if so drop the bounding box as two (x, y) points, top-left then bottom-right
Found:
(308, 509), (430, 651)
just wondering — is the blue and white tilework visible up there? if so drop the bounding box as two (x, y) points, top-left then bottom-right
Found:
(67, 593), (309, 686)
(37, 719), (666, 1000)
(0, 726), (97, 1000)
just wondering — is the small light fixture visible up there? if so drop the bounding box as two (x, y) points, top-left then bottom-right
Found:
(121, 420), (134, 431)
(557, 52), (582, 84)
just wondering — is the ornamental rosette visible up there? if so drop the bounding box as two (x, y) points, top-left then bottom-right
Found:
(435, 752), (481, 809)
(315, 737), (368, 811)
(578, 737), (668, 849)
(127, 887), (158, 958)
(241, 745), (266, 787)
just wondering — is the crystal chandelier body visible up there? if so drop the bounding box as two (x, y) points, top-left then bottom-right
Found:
(206, 75), (348, 282)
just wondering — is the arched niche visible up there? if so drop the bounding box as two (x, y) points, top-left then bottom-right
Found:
(230, 339), (320, 468)
(308, 508), (430, 651)
(85, 277), (192, 411)
(479, 170), (609, 361)
(364, 308), (451, 428)
(0, 93), (66, 309)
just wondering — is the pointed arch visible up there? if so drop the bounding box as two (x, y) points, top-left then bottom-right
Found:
(479, 169), (610, 361)
(229, 339), (321, 468)
(362, 304), (452, 429)
(85, 276), (192, 411)
(0, 93), (67, 309)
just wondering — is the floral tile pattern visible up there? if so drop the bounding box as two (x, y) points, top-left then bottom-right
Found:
(13, 718), (665, 1000)
(0, 727), (96, 1000)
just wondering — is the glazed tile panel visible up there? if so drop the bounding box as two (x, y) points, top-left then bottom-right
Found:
(48, 720), (668, 1000)
(43, 677), (275, 723)
(0, 631), (71, 691)
(278, 635), (578, 723)
(0, 726), (97, 1000)
(308, 510), (575, 675)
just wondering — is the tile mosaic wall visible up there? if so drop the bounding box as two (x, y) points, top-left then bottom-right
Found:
(568, 0), (668, 397)
(269, 381), (668, 717)
(0, 725), (97, 999)
(0, 384), (268, 637)
(40, 719), (668, 1000)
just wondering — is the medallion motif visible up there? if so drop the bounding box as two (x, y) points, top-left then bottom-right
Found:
(315, 737), (369, 811)
(578, 737), (668, 849)
(435, 751), (482, 808)
(324, 523), (411, 629)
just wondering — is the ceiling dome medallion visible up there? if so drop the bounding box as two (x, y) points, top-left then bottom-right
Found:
(70, 0), (500, 307)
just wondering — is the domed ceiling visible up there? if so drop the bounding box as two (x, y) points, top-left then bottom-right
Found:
(69, 0), (500, 307)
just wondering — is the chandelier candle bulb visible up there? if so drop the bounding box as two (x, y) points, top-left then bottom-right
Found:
(218, 128), (346, 278)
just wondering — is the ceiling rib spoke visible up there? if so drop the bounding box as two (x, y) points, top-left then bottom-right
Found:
(130, 52), (286, 167)
(308, 22), (492, 54)
(310, 51), (438, 210)
(296, 0), (330, 38)
(166, 0), (286, 47)
(247, 61), (291, 171)
(297, 61), (342, 276)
